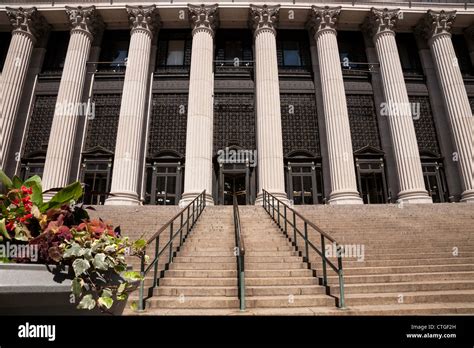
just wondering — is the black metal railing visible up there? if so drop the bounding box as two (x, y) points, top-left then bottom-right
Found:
(262, 190), (346, 309)
(137, 190), (206, 311)
(233, 195), (246, 311)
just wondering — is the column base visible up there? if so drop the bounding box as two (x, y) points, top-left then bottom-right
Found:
(255, 191), (290, 206)
(105, 191), (141, 205)
(460, 189), (474, 203)
(328, 191), (363, 205)
(179, 191), (214, 208)
(397, 189), (432, 204)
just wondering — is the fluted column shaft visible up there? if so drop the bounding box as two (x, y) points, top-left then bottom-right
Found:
(180, 4), (218, 206)
(0, 7), (47, 170)
(250, 5), (287, 203)
(366, 8), (431, 203)
(254, 29), (287, 202)
(181, 29), (215, 205)
(309, 6), (362, 204)
(421, 11), (474, 202)
(106, 5), (157, 205)
(42, 30), (92, 191)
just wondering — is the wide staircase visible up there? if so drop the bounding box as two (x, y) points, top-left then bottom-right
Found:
(297, 203), (474, 315)
(102, 198), (474, 315)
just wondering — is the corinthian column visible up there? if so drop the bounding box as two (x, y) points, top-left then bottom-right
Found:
(0, 7), (48, 170)
(106, 5), (158, 205)
(416, 11), (474, 202)
(363, 8), (431, 203)
(180, 4), (218, 206)
(249, 4), (287, 203)
(42, 6), (103, 194)
(307, 6), (362, 205)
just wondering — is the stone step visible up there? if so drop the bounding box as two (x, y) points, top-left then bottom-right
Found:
(246, 277), (319, 286)
(344, 290), (474, 306)
(246, 285), (326, 296)
(313, 263), (474, 275)
(159, 277), (237, 287)
(340, 256), (474, 267)
(327, 271), (474, 284)
(131, 296), (240, 309)
(329, 280), (474, 294)
(245, 295), (335, 308)
(154, 286), (237, 297)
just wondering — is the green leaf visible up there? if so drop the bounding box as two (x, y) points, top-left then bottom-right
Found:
(0, 218), (11, 240)
(41, 181), (83, 212)
(122, 271), (142, 282)
(130, 301), (138, 311)
(92, 253), (108, 271)
(63, 243), (83, 258)
(117, 293), (128, 301)
(27, 181), (43, 207)
(71, 278), (82, 298)
(11, 176), (22, 189)
(133, 239), (147, 251)
(72, 258), (90, 276)
(101, 288), (113, 298)
(77, 294), (96, 310)
(23, 175), (42, 188)
(117, 282), (126, 295)
(98, 296), (113, 309)
(0, 170), (13, 190)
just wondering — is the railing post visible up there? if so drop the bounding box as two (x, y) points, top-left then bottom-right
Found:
(304, 221), (309, 262)
(284, 205), (287, 237)
(293, 211), (297, 247)
(337, 247), (346, 309)
(277, 200), (280, 228)
(192, 200), (196, 224)
(186, 205), (190, 236)
(138, 251), (146, 311)
(320, 236), (327, 286)
(272, 196), (275, 220)
(179, 213), (184, 246)
(152, 237), (160, 287)
(169, 222), (174, 264)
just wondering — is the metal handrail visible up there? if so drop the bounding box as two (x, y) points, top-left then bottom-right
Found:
(262, 190), (346, 309)
(233, 195), (246, 311)
(137, 190), (206, 311)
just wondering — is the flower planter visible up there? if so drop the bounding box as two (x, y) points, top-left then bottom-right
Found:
(0, 263), (128, 315)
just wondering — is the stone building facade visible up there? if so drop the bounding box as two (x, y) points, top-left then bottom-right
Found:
(0, 1), (473, 206)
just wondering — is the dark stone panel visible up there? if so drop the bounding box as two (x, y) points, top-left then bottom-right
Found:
(347, 94), (381, 151)
(84, 94), (121, 152)
(410, 95), (441, 156)
(280, 93), (320, 157)
(23, 95), (56, 156)
(213, 93), (256, 154)
(148, 94), (188, 157)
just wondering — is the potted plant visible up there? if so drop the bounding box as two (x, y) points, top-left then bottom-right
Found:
(0, 170), (145, 315)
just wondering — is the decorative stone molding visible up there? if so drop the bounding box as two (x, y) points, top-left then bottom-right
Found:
(6, 7), (49, 43)
(249, 4), (280, 36)
(362, 7), (400, 39)
(188, 4), (218, 36)
(415, 10), (456, 42)
(65, 6), (104, 40)
(307, 6), (341, 36)
(126, 5), (159, 37)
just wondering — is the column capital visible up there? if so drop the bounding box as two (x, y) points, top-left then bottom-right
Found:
(126, 5), (160, 37)
(362, 7), (400, 39)
(249, 4), (280, 36)
(66, 6), (104, 41)
(6, 7), (49, 44)
(307, 6), (341, 37)
(415, 10), (456, 42)
(188, 4), (219, 37)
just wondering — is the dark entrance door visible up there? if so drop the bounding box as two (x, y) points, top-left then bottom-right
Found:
(355, 157), (387, 204)
(223, 173), (247, 205)
(422, 162), (447, 203)
(146, 162), (183, 205)
(285, 162), (324, 205)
